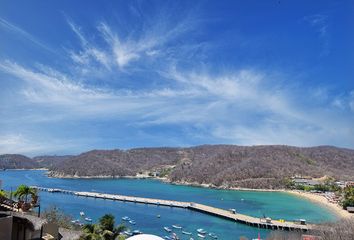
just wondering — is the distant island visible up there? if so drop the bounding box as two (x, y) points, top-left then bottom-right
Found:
(1, 145), (354, 190)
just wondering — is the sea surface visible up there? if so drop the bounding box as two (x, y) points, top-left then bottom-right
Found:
(0, 170), (337, 239)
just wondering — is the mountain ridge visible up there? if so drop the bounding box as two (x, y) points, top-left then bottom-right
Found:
(1, 145), (354, 189)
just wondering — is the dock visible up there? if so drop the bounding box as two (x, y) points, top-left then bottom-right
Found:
(32, 186), (312, 231)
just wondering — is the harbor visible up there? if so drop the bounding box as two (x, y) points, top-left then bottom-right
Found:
(32, 186), (312, 231)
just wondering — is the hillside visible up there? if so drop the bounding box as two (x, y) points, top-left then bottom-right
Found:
(46, 145), (354, 189)
(0, 154), (39, 169)
(2, 145), (354, 189)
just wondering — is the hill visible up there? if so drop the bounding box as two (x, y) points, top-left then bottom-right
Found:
(46, 145), (354, 189)
(0, 154), (39, 169)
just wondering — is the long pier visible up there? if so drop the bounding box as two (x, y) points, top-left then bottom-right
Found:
(32, 186), (312, 231)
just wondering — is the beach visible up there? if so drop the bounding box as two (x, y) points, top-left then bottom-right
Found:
(287, 190), (353, 219)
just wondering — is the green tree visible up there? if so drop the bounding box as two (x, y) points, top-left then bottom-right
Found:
(0, 190), (7, 198)
(99, 214), (115, 232)
(13, 184), (36, 203)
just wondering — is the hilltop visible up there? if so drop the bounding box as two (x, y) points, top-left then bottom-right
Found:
(1, 145), (354, 189)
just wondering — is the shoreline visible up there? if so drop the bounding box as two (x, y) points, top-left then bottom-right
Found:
(14, 170), (354, 219)
(286, 190), (353, 219)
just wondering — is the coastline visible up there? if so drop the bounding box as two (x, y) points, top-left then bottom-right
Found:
(286, 190), (353, 219)
(39, 171), (354, 219)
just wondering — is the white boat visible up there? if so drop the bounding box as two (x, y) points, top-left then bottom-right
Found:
(172, 224), (182, 229)
(197, 234), (205, 238)
(164, 236), (172, 240)
(164, 227), (172, 232)
(196, 229), (206, 234)
(80, 211), (85, 216)
(208, 233), (218, 239)
(122, 216), (130, 221)
(132, 230), (142, 235)
(182, 231), (192, 235)
(84, 217), (92, 222)
(123, 231), (133, 236)
(129, 220), (136, 225)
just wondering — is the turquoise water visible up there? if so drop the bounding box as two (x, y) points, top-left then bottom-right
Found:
(0, 170), (337, 239)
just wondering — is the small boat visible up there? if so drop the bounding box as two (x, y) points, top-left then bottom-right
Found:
(190, 238), (194, 240)
(197, 234), (205, 238)
(84, 217), (92, 222)
(122, 216), (130, 221)
(129, 220), (136, 225)
(80, 211), (85, 216)
(164, 227), (172, 232)
(171, 233), (179, 240)
(182, 231), (192, 235)
(208, 233), (218, 239)
(196, 229), (206, 234)
(123, 231), (133, 236)
(164, 236), (172, 240)
(132, 230), (142, 235)
(157, 215), (161, 218)
(172, 225), (182, 229)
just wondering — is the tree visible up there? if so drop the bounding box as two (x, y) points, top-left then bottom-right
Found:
(80, 214), (126, 240)
(0, 190), (7, 198)
(13, 184), (36, 203)
(99, 214), (115, 232)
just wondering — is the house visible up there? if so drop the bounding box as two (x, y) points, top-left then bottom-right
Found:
(293, 179), (320, 186)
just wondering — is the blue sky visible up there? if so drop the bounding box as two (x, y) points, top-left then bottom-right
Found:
(0, 0), (353, 156)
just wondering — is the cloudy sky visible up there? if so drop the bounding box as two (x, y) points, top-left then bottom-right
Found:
(0, 0), (353, 156)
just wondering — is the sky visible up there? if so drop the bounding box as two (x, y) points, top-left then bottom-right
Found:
(0, 0), (354, 156)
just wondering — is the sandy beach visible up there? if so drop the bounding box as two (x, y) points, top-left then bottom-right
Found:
(286, 190), (353, 219)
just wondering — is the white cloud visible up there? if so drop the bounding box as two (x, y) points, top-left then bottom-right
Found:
(0, 17), (56, 53)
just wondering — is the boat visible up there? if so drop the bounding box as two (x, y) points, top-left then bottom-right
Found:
(123, 231), (133, 236)
(122, 216), (130, 221)
(182, 231), (192, 235)
(208, 233), (218, 239)
(84, 217), (92, 222)
(171, 233), (179, 240)
(164, 227), (172, 232)
(196, 229), (206, 234)
(80, 211), (85, 216)
(129, 220), (136, 225)
(132, 230), (142, 235)
(172, 224), (182, 229)
(164, 236), (172, 240)
(157, 215), (161, 218)
(197, 234), (205, 238)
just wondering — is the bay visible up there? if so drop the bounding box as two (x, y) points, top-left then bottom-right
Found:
(0, 170), (337, 239)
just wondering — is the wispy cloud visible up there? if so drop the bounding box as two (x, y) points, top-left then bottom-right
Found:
(0, 17), (56, 53)
(303, 14), (330, 56)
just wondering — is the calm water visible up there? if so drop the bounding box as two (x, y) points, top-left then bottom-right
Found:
(0, 170), (337, 239)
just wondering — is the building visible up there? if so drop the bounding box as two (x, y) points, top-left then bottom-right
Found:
(293, 179), (320, 186)
(0, 211), (62, 240)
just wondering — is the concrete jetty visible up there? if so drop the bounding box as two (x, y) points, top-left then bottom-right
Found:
(32, 186), (312, 231)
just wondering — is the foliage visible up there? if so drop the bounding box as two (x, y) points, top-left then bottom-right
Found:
(42, 206), (75, 229)
(13, 184), (37, 202)
(80, 214), (126, 240)
(0, 189), (8, 198)
(341, 186), (354, 209)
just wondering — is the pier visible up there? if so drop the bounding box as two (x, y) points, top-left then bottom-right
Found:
(32, 186), (312, 231)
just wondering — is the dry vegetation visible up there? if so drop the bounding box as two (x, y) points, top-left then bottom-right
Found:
(2, 145), (354, 189)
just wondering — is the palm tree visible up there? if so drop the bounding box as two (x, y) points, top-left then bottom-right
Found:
(0, 190), (7, 198)
(13, 184), (36, 203)
(80, 223), (102, 240)
(99, 214), (115, 232)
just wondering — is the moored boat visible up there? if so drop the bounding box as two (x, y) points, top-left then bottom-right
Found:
(164, 227), (172, 232)
(172, 224), (182, 229)
(182, 231), (192, 235)
(197, 234), (205, 238)
(196, 229), (206, 234)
